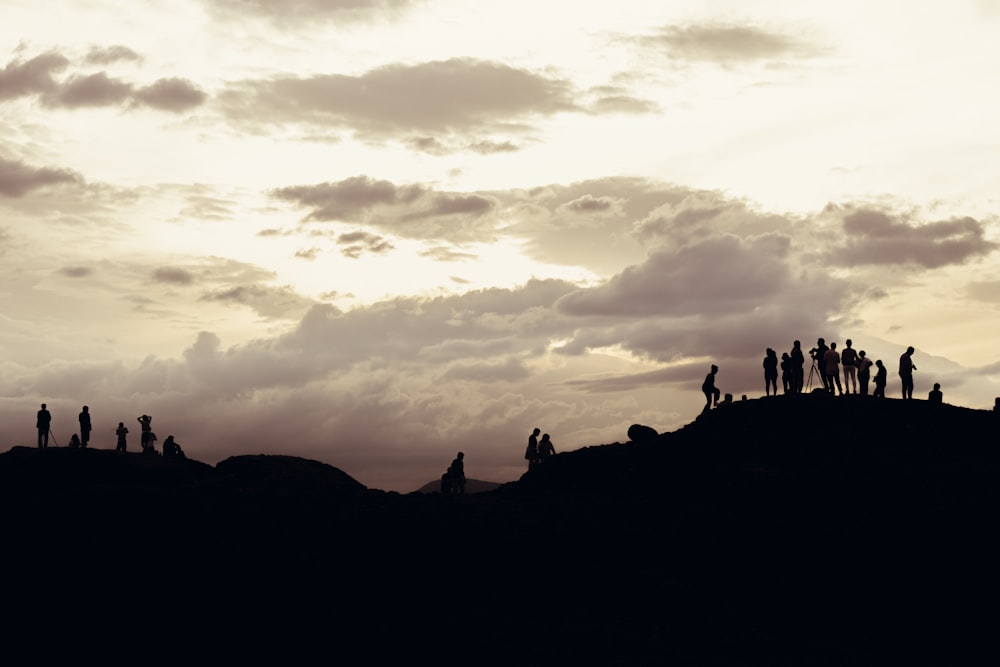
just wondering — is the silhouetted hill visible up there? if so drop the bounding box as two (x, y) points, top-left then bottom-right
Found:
(413, 477), (502, 494)
(3, 394), (999, 664)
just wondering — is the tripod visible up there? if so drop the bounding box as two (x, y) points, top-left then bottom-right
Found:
(806, 360), (823, 391)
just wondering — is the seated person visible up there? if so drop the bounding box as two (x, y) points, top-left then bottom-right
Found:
(928, 383), (943, 405)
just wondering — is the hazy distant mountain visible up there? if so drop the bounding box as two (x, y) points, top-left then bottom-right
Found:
(3, 393), (999, 663)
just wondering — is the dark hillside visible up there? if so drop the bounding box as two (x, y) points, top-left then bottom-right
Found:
(3, 394), (999, 664)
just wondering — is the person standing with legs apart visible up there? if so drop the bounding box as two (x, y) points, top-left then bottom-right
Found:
(841, 340), (858, 394)
(898, 346), (917, 400)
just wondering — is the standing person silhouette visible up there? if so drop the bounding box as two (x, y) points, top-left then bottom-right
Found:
(898, 346), (917, 400)
(763, 348), (778, 396)
(79, 406), (92, 448)
(538, 433), (555, 462)
(790, 340), (805, 393)
(841, 339), (859, 394)
(813, 338), (830, 392)
(780, 352), (792, 394)
(702, 365), (720, 413)
(525, 428), (540, 469)
(873, 360), (887, 398)
(824, 342), (843, 396)
(138, 414), (152, 451)
(449, 452), (466, 494)
(857, 351), (873, 396)
(115, 422), (128, 452)
(36, 403), (52, 448)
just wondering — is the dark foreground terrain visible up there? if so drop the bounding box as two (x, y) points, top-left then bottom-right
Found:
(3, 393), (999, 664)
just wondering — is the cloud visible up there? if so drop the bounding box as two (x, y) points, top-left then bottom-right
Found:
(220, 58), (577, 144)
(0, 157), (81, 197)
(59, 266), (93, 278)
(557, 234), (793, 318)
(273, 175), (497, 242)
(84, 45), (142, 65)
(132, 77), (207, 112)
(967, 279), (1000, 303)
(419, 247), (478, 262)
(641, 23), (818, 64)
(828, 209), (997, 268)
(152, 267), (196, 285)
(0, 52), (69, 101)
(43, 71), (132, 108)
(202, 0), (419, 25)
(199, 284), (318, 319)
(337, 231), (394, 258)
(0, 51), (206, 113)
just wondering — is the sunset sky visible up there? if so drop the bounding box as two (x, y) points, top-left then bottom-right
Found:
(2, 0), (1000, 491)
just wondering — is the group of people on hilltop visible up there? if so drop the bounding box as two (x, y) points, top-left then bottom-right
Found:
(524, 427), (556, 470)
(703, 340), (933, 414)
(33, 404), (184, 458)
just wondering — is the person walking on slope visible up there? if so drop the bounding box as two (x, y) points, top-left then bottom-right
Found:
(899, 346), (917, 399)
(702, 365), (721, 413)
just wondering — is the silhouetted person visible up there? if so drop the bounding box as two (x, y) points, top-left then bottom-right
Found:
(824, 342), (843, 395)
(763, 348), (778, 396)
(115, 422), (128, 452)
(857, 351), (873, 396)
(525, 427), (540, 469)
(162, 435), (184, 458)
(68, 434), (81, 448)
(720, 393), (734, 407)
(78, 406), (92, 448)
(702, 365), (720, 413)
(138, 414), (152, 450)
(780, 352), (792, 394)
(812, 338), (830, 392)
(440, 470), (452, 495)
(538, 433), (555, 461)
(143, 431), (158, 455)
(899, 346), (917, 400)
(873, 360), (887, 398)
(790, 340), (805, 393)
(994, 397), (1000, 414)
(449, 452), (466, 494)
(928, 383), (942, 405)
(841, 339), (858, 394)
(36, 403), (51, 449)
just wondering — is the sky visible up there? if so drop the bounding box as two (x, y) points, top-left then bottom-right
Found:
(2, 0), (1000, 491)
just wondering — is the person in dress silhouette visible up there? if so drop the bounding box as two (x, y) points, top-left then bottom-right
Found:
(702, 365), (720, 413)
(899, 346), (917, 400)
(763, 348), (779, 396)
(873, 360), (887, 398)
(115, 422), (128, 452)
(538, 433), (555, 461)
(857, 351), (873, 396)
(928, 383), (942, 405)
(78, 406), (92, 448)
(525, 427), (540, 469)
(36, 403), (52, 449)
(449, 452), (466, 494)
(841, 339), (859, 395)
